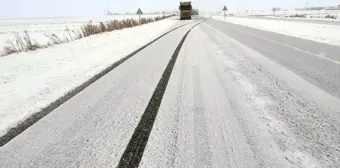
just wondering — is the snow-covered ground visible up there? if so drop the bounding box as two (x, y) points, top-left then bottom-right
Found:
(0, 18), (177, 136)
(230, 10), (340, 22)
(213, 16), (340, 46)
(235, 10), (340, 18)
(265, 16), (340, 22)
(0, 15), (166, 49)
(266, 10), (340, 21)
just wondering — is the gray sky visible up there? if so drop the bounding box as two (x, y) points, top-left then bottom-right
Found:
(1, 0), (340, 18)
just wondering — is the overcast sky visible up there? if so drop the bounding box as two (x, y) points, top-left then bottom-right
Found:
(1, 0), (340, 18)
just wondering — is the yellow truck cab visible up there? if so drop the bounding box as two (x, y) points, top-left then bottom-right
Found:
(179, 1), (192, 20)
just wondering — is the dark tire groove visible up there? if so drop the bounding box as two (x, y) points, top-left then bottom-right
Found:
(117, 20), (204, 168)
(0, 20), (197, 147)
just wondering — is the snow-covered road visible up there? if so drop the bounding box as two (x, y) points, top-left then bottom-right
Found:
(0, 18), (178, 136)
(1, 17), (340, 168)
(140, 21), (340, 168)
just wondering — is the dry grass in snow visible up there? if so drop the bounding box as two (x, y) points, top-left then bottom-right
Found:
(1, 15), (173, 56)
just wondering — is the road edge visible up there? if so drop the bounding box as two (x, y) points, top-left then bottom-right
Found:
(0, 20), (198, 147)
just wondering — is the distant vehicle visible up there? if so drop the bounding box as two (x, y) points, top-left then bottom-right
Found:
(179, 1), (192, 20)
(192, 9), (199, 15)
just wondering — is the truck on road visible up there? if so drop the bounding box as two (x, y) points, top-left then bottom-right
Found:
(179, 1), (192, 20)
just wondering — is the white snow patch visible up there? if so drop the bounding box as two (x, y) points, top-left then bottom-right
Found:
(265, 16), (340, 22)
(229, 9), (340, 21)
(0, 19), (177, 136)
(0, 15), (168, 48)
(212, 16), (340, 46)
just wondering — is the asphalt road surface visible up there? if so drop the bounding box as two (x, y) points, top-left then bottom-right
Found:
(1, 17), (340, 168)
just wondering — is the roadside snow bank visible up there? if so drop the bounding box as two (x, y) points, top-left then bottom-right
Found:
(0, 19), (177, 136)
(213, 16), (340, 46)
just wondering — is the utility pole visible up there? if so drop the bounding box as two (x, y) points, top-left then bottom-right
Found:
(305, 0), (310, 10)
(223, 6), (228, 20)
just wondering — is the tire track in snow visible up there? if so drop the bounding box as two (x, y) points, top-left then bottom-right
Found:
(167, 44), (188, 167)
(117, 20), (204, 168)
(0, 20), (197, 147)
(192, 65), (213, 168)
(201, 22), (322, 167)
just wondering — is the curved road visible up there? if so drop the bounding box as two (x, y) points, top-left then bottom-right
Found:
(1, 17), (340, 168)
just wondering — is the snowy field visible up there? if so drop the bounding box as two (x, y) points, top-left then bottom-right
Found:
(213, 16), (340, 46)
(0, 15), (165, 49)
(0, 18), (177, 136)
(235, 9), (340, 17)
(234, 10), (340, 21)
